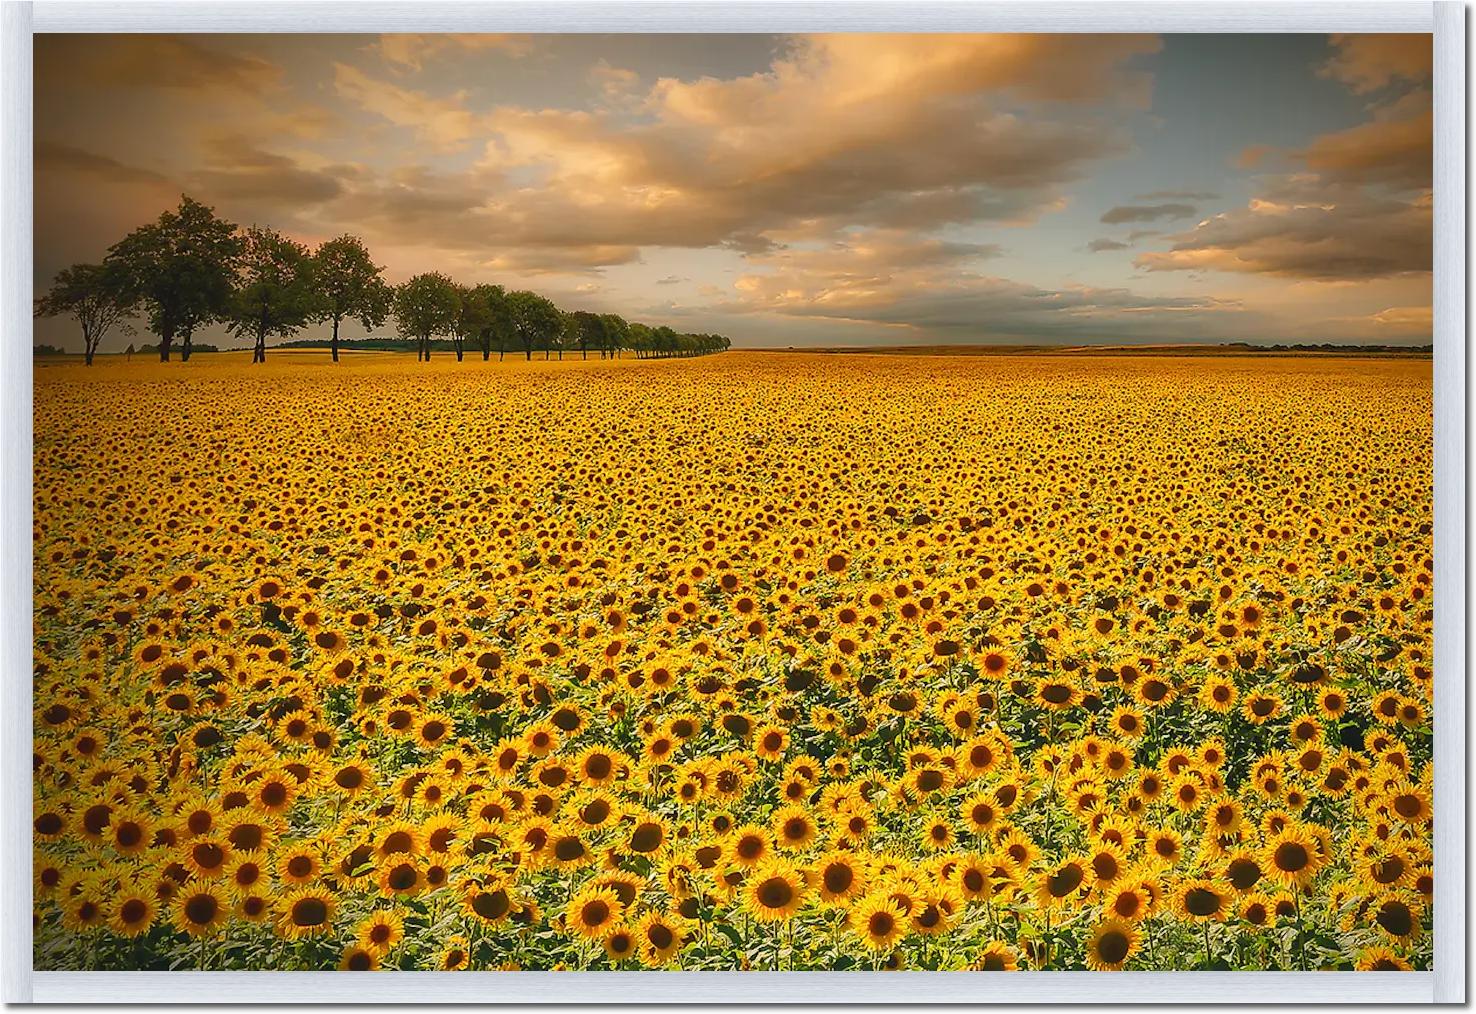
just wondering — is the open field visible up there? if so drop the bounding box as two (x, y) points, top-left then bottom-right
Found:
(33, 352), (1433, 971)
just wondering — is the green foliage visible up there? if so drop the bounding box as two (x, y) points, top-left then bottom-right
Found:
(394, 273), (461, 360)
(226, 227), (322, 362)
(34, 262), (137, 364)
(105, 195), (243, 361)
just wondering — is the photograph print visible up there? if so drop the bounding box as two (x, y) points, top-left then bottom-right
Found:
(30, 31), (1434, 973)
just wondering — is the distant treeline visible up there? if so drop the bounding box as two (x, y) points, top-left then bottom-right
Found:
(35, 194), (731, 366)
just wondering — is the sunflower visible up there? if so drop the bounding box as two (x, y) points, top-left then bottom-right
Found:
(1085, 918), (1140, 970)
(726, 824), (771, 868)
(172, 885), (230, 937)
(338, 945), (380, 971)
(278, 887), (337, 939)
(1103, 875), (1154, 923)
(947, 855), (990, 902)
(1034, 857), (1088, 910)
(106, 809), (152, 856)
(753, 724), (790, 761)
(1221, 849), (1264, 893)
(438, 935), (471, 971)
(744, 859), (806, 922)
(108, 889), (158, 937)
(277, 844), (321, 886)
(1238, 892), (1274, 928)
(815, 850), (867, 905)
(464, 881), (514, 926)
(850, 892), (908, 950)
(972, 940), (1019, 971)
(1356, 946), (1414, 971)
(566, 885), (623, 939)
(1172, 878), (1230, 922)
(1371, 892), (1424, 940)
(236, 892), (272, 923)
(357, 909), (405, 954)
(1145, 829), (1183, 868)
(182, 835), (232, 880)
(1385, 783), (1433, 826)
(960, 791), (1001, 835)
(771, 805), (818, 851)
(634, 910), (685, 966)
(909, 888), (961, 936)
(1263, 826), (1320, 887)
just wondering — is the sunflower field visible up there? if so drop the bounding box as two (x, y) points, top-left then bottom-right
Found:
(32, 351), (1433, 972)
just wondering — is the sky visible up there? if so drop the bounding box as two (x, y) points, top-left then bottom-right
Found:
(33, 32), (1432, 350)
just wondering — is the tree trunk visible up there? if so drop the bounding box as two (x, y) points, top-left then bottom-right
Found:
(332, 317), (340, 362)
(158, 324), (174, 362)
(181, 328), (193, 362)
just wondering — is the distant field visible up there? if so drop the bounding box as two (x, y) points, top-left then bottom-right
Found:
(33, 352), (1433, 972)
(771, 344), (1434, 359)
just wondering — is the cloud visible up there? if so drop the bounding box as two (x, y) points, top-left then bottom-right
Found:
(213, 35), (1162, 274)
(655, 275), (688, 285)
(333, 63), (486, 150)
(1297, 102), (1431, 189)
(590, 61), (642, 99)
(39, 35), (282, 94)
(1320, 34), (1431, 94)
(373, 34), (533, 73)
(718, 229), (1245, 342)
(1134, 177), (1430, 281)
(437, 34), (1156, 267)
(1367, 305), (1433, 330)
(1100, 203), (1197, 224)
(35, 141), (172, 187)
(190, 137), (347, 207)
(1138, 39), (1431, 285)
(1136, 190), (1218, 201)
(1087, 238), (1129, 252)
(1236, 145), (1273, 170)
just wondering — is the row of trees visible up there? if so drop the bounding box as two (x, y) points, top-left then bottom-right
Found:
(36, 195), (732, 365)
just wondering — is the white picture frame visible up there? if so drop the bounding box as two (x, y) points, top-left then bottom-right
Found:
(0, 2), (1464, 1004)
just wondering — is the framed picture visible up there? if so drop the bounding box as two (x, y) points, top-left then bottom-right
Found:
(1, 1), (1464, 1005)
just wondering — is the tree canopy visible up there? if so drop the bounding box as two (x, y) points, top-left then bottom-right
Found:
(312, 235), (392, 362)
(105, 195), (243, 362)
(42, 193), (731, 364)
(35, 262), (137, 366)
(225, 227), (321, 363)
(395, 273), (461, 361)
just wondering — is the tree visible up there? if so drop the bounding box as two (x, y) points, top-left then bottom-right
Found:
(551, 310), (577, 360)
(312, 235), (392, 362)
(467, 283), (511, 361)
(626, 321), (654, 358)
(569, 311), (607, 360)
(505, 290), (562, 361)
(105, 195), (242, 362)
(599, 314), (628, 359)
(34, 262), (137, 366)
(451, 283), (491, 363)
(394, 273), (460, 361)
(226, 227), (321, 364)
